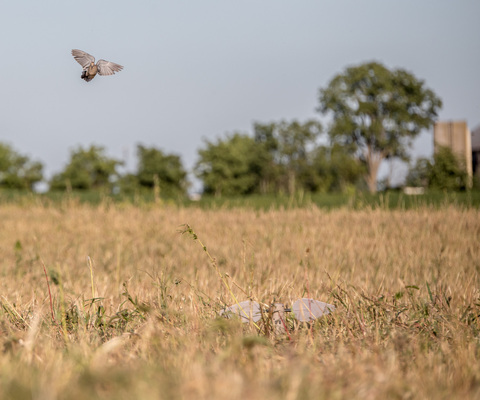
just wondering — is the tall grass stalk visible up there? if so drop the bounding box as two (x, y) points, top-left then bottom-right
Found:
(180, 223), (261, 330)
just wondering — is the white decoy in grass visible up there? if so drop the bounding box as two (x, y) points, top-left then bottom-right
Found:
(221, 298), (335, 323)
(71, 49), (123, 82)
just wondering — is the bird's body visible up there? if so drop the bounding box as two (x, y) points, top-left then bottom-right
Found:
(72, 49), (123, 82)
(81, 62), (98, 82)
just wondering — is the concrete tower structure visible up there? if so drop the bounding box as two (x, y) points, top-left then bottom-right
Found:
(433, 121), (473, 185)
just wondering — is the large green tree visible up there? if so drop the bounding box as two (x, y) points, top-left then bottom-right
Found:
(50, 145), (122, 191)
(318, 61), (442, 193)
(135, 145), (188, 196)
(0, 143), (44, 190)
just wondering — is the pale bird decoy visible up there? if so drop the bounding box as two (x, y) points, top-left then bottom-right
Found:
(71, 49), (123, 82)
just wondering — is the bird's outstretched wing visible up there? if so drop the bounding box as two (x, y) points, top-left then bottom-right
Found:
(97, 60), (124, 76)
(72, 49), (95, 68)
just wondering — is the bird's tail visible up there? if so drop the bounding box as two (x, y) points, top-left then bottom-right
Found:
(81, 70), (92, 82)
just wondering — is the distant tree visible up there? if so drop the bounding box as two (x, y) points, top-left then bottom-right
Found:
(253, 122), (281, 194)
(195, 133), (265, 196)
(116, 173), (140, 194)
(274, 120), (322, 195)
(254, 120), (322, 195)
(405, 147), (468, 191)
(50, 145), (122, 191)
(196, 120), (322, 196)
(311, 143), (366, 192)
(306, 146), (334, 192)
(428, 146), (468, 191)
(0, 143), (44, 190)
(405, 157), (431, 188)
(318, 61), (442, 193)
(135, 145), (188, 196)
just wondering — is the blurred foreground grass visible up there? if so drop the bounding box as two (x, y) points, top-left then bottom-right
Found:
(0, 201), (479, 399)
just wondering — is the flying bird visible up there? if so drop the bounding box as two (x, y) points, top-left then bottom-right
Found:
(71, 49), (123, 82)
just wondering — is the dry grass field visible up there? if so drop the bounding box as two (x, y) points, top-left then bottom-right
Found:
(0, 200), (479, 399)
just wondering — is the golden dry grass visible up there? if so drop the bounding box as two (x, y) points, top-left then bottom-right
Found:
(0, 201), (479, 399)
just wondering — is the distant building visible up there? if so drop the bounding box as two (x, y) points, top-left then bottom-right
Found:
(433, 121), (473, 185)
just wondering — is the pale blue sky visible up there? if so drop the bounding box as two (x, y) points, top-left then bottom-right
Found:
(1, 1), (479, 189)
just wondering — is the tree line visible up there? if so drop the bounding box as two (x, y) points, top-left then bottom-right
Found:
(0, 61), (471, 196)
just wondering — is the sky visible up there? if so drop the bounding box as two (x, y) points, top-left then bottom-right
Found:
(1, 1), (479, 191)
